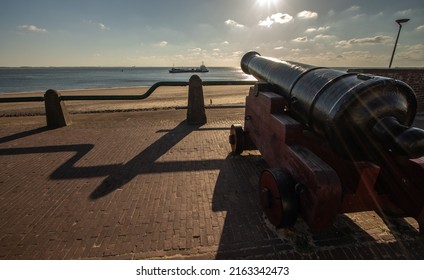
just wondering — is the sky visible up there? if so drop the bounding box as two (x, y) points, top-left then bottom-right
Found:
(0, 0), (423, 67)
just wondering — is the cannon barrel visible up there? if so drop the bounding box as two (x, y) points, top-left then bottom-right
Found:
(241, 51), (424, 159)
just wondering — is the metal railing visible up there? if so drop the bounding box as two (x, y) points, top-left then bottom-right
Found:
(0, 80), (256, 103)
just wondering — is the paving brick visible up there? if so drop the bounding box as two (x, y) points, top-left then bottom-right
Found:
(0, 109), (423, 259)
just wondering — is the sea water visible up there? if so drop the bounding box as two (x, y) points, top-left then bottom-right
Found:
(0, 67), (255, 94)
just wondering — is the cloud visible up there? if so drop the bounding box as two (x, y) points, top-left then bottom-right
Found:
(225, 19), (244, 28)
(18, 24), (47, 33)
(98, 23), (110, 30)
(272, 13), (293, 24)
(396, 9), (412, 16)
(405, 44), (424, 51)
(341, 50), (371, 58)
(352, 14), (366, 20)
(189, 48), (202, 52)
(159, 41), (168, 47)
(88, 20), (110, 30)
(274, 46), (284, 50)
(345, 6), (360, 13)
(341, 6), (364, 21)
(232, 51), (243, 57)
(336, 35), (392, 48)
(258, 13), (293, 27)
(305, 26), (330, 33)
(320, 26), (331, 31)
(313, 34), (336, 40)
(398, 44), (424, 61)
(297, 10), (318, 19)
(292, 36), (308, 43)
(416, 25), (424, 31)
(258, 17), (274, 27)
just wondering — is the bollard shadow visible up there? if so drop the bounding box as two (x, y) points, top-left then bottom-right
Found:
(89, 122), (239, 199)
(0, 127), (49, 144)
(89, 120), (201, 199)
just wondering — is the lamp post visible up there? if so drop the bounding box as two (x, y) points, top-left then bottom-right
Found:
(389, 18), (410, 68)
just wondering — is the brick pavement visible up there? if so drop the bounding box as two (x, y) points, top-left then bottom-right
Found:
(0, 108), (423, 259)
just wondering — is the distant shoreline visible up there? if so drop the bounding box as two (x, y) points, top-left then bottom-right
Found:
(0, 67), (252, 93)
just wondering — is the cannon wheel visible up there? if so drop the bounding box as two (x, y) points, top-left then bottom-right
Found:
(229, 124), (244, 155)
(259, 168), (299, 227)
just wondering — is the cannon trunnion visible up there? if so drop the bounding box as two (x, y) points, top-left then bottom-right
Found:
(230, 52), (424, 233)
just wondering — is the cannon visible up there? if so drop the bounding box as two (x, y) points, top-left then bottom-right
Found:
(230, 51), (424, 233)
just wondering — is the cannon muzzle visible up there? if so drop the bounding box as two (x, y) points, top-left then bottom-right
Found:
(241, 51), (424, 159)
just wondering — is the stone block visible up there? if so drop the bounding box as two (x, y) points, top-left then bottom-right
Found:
(44, 89), (71, 128)
(187, 75), (207, 125)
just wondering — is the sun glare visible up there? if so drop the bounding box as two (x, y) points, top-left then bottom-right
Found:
(257, 0), (278, 7)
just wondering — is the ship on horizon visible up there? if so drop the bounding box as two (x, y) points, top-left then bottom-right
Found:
(169, 62), (209, 73)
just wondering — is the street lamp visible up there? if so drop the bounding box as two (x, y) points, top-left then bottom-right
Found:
(388, 18), (410, 68)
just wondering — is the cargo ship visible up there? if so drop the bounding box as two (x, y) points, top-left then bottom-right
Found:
(169, 62), (209, 73)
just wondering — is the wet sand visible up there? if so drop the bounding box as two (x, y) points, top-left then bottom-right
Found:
(0, 85), (251, 116)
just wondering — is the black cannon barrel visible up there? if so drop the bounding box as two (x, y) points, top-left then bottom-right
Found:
(241, 51), (424, 159)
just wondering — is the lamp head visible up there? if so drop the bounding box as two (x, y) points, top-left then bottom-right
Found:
(396, 18), (410, 25)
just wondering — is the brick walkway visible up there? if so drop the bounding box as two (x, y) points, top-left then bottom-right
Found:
(0, 108), (423, 259)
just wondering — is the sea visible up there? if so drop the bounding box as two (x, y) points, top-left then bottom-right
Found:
(0, 67), (255, 94)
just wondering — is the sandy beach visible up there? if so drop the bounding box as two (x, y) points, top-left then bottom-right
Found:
(0, 85), (251, 116)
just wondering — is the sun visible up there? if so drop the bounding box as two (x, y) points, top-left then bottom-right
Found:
(255, 0), (280, 10)
(257, 0), (278, 7)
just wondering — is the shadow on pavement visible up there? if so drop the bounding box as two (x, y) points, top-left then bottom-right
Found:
(0, 126), (49, 144)
(212, 153), (423, 259)
(1, 120), (423, 259)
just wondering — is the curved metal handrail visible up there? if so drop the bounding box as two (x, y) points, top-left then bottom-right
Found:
(61, 81), (188, 101)
(0, 96), (44, 103)
(0, 80), (256, 103)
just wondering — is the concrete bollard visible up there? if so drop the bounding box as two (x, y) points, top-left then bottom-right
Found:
(187, 75), (207, 125)
(44, 89), (71, 128)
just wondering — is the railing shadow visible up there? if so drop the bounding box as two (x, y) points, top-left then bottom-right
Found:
(0, 144), (121, 179)
(1, 122), (423, 259)
(0, 121), (228, 200)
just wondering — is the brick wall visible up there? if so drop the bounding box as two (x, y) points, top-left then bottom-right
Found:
(348, 68), (424, 113)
